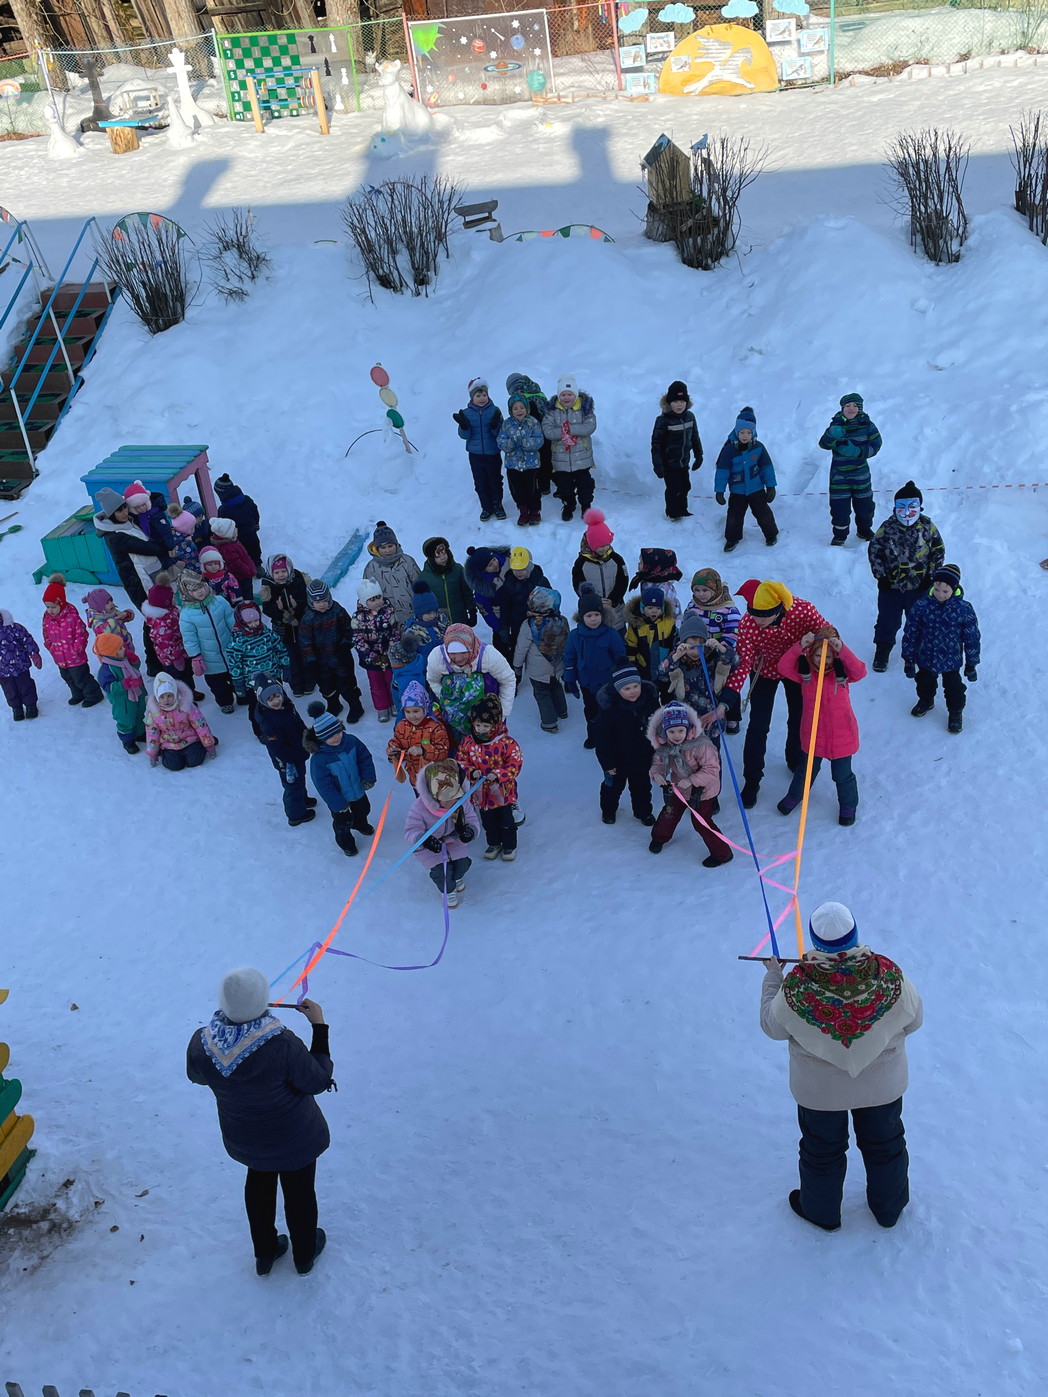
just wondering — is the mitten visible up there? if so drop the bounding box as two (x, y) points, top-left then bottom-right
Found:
(827, 423), (845, 440)
(423, 836), (442, 855)
(460, 824), (476, 843)
(565, 682), (580, 698)
(653, 464), (664, 479)
(765, 487), (776, 503)
(561, 421), (578, 450)
(363, 780), (375, 791)
(690, 461), (702, 473)
(236, 692), (250, 706)
(715, 493), (726, 507)
(965, 664), (978, 682)
(452, 410), (468, 428)
(31, 653), (42, 669)
(904, 660), (917, 679)
(191, 656), (206, 675)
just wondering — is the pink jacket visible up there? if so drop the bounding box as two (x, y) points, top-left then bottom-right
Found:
(405, 769), (482, 869)
(145, 680), (217, 762)
(42, 602), (89, 667)
(777, 641), (866, 759)
(143, 602), (188, 670)
(212, 537), (257, 582)
(646, 703), (721, 799)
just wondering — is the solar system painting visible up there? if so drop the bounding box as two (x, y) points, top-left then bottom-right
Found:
(408, 9), (555, 107)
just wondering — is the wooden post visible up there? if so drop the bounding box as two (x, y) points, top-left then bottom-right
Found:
(245, 72), (264, 132)
(107, 124), (140, 152)
(310, 66), (329, 133)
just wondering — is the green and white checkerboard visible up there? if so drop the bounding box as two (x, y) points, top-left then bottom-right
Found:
(220, 31), (305, 121)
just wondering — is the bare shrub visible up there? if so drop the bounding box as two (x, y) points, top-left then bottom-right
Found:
(886, 128), (970, 264)
(670, 135), (768, 272)
(1010, 110), (1048, 244)
(202, 207), (272, 302)
(341, 175), (462, 298)
(93, 217), (196, 334)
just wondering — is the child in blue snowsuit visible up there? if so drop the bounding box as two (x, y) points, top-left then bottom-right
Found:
(714, 406), (778, 552)
(498, 394), (546, 526)
(305, 701), (377, 856)
(819, 392), (882, 545)
(454, 377), (505, 522)
(901, 563), (980, 734)
(563, 585), (626, 749)
(252, 671), (318, 827)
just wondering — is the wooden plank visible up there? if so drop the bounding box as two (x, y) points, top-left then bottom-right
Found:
(0, 1077), (22, 1121)
(246, 73), (264, 133)
(0, 1043), (9, 1074)
(0, 1115), (33, 1180)
(0, 1148), (33, 1210)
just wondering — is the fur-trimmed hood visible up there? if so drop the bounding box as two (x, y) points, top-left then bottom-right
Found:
(145, 676), (195, 718)
(625, 594), (675, 626)
(659, 393), (692, 411)
(571, 600), (617, 628)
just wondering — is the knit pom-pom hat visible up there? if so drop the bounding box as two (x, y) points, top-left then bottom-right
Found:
(583, 508), (613, 551)
(308, 698), (343, 740)
(43, 573), (67, 606)
(357, 578), (383, 604)
(372, 520), (398, 549)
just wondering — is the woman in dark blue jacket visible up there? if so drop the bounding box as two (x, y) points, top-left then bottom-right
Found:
(187, 967), (333, 1275)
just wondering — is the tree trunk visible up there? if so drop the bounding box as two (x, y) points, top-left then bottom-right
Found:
(326, 0), (362, 25)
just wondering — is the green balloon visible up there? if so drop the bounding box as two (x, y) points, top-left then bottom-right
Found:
(387, 408), (405, 428)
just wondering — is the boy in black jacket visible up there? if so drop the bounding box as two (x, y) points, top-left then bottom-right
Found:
(592, 663), (659, 826)
(251, 671), (318, 826)
(298, 579), (365, 721)
(651, 380), (703, 523)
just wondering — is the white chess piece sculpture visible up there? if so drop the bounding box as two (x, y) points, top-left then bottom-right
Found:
(166, 95), (197, 149)
(377, 59), (433, 137)
(44, 103), (82, 160)
(168, 46), (216, 130)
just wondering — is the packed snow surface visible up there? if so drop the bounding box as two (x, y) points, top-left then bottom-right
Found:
(1, 65), (1046, 1397)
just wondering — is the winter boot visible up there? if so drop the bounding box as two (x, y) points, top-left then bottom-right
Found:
(306, 796), (318, 808)
(741, 781), (760, 809)
(11, 707), (24, 721)
(455, 876), (467, 893)
(542, 722), (559, 733)
(295, 1227), (327, 1276)
(494, 504), (507, 521)
(24, 706), (38, 719)
(838, 807), (856, 827)
(512, 803), (525, 826)
(777, 795), (801, 815)
(256, 1235), (289, 1276)
(830, 536), (846, 547)
(635, 813), (656, 827)
(947, 711), (963, 734)
(446, 889), (460, 908)
(910, 698), (934, 717)
(789, 1190), (840, 1232)
(517, 508), (529, 527)
(725, 720), (740, 735)
(378, 708), (393, 723)
(479, 511), (492, 523)
(288, 810), (317, 827)
(83, 695), (105, 708)
(723, 540), (739, 554)
(528, 510), (542, 526)
(702, 853), (733, 868)
(648, 838), (664, 854)
(121, 739), (140, 754)
(501, 848), (517, 862)
(354, 818), (375, 835)
(561, 504), (574, 522)
(339, 838), (359, 857)
(346, 700), (365, 724)
(67, 695), (83, 706)
(483, 844), (502, 860)
(872, 646), (891, 673)
(602, 812), (616, 825)
(857, 526), (876, 542)
(765, 533), (778, 547)
(220, 704), (236, 715)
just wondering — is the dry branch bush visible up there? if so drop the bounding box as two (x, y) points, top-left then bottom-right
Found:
(341, 175), (462, 298)
(202, 208), (272, 302)
(886, 128), (970, 264)
(93, 219), (196, 334)
(670, 135), (768, 272)
(1010, 111), (1048, 245)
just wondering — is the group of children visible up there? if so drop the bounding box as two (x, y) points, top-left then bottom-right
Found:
(1, 455), (981, 903)
(456, 374), (884, 554)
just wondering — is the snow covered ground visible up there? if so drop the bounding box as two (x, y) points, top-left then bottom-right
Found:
(1, 67), (1047, 1397)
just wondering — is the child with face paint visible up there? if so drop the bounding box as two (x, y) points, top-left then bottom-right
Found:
(867, 481), (945, 672)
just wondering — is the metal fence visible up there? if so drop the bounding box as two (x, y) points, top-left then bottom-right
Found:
(828, 0), (1048, 78)
(39, 31), (218, 102)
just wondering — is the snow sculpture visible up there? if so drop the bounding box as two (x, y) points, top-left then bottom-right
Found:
(166, 98), (197, 150)
(44, 104), (83, 160)
(378, 59), (434, 137)
(168, 46), (216, 130)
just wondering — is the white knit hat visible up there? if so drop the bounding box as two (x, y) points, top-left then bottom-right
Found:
(208, 517), (237, 540)
(467, 376), (489, 395)
(357, 578), (383, 603)
(219, 967), (269, 1024)
(558, 375), (579, 396)
(808, 901), (858, 951)
(153, 672), (178, 702)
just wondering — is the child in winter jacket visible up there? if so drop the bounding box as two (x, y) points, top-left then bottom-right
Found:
(455, 376), (505, 522)
(198, 546), (242, 607)
(563, 586), (626, 748)
(629, 548), (684, 621)
(252, 671), (317, 826)
(651, 380), (703, 522)
(94, 631), (146, 752)
(776, 627), (865, 825)
(572, 510), (628, 633)
(715, 406), (778, 552)
(498, 547), (550, 659)
(0, 609), (42, 720)
(299, 579), (364, 722)
(214, 474), (263, 568)
(405, 759), (481, 907)
(498, 393), (546, 526)
(145, 672), (217, 771)
(386, 679), (450, 788)
(592, 663), (659, 826)
(208, 518), (257, 601)
(354, 579), (399, 722)
(648, 702), (732, 866)
(506, 371), (554, 495)
(868, 481), (946, 671)
(259, 554), (309, 694)
(361, 521), (422, 627)
(177, 570), (237, 712)
(457, 695), (524, 863)
(389, 633), (428, 722)
(41, 574), (103, 708)
(901, 563), (980, 733)
(83, 589), (138, 659)
(513, 586), (570, 733)
(625, 586), (678, 692)
(304, 702), (377, 856)
(227, 600), (289, 736)
(542, 375), (597, 522)
(143, 573), (197, 694)
(683, 568), (743, 727)
(819, 392), (882, 545)
(660, 611), (741, 744)
(401, 583), (450, 662)
(417, 537), (476, 626)
(123, 481), (180, 560)
(426, 622), (516, 740)
(166, 504), (201, 572)
(464, 546), (509, 643)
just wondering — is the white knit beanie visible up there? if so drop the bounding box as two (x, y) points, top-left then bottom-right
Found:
(208, 517), (237, 540)
(558, 374), (579, 397)
(357, 578), (383, 603)
(219, 967), (269, 1024)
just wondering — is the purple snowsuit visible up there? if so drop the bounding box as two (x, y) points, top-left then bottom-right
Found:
(0, 610), (40, 714)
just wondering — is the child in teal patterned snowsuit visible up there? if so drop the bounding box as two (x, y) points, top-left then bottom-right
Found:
(819, 393), (882, 546)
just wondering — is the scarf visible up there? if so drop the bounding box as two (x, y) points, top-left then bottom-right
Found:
(773, 947), (919, 1077)
(528, 611), (568, 662)
(201, 1010), (284, 1078)
(107, 654), (144, 697)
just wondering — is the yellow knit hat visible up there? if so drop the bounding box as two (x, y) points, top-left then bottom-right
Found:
(752, 580), (794, 612)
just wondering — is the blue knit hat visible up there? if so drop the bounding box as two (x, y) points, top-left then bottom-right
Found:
(641, 585), (665, 609)
(661, 703), (691, 734)
(734, 406), (756, 436)
(809, 901), (859, 952)
(412, 581), (439, 619)
(307, 699), (342, 741)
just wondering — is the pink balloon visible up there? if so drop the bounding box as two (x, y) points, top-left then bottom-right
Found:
(370, 364), (390, 387)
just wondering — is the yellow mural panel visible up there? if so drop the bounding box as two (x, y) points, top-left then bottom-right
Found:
(659, 23), (778, 97)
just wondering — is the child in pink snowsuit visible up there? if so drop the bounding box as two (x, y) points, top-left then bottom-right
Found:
(647, 701), (732, 867)
(776, 624), (865, 826)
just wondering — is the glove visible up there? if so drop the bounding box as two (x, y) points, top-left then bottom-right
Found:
(452, 410), (468, 429)
(652, 464), (664, 479)
(827, 423), (845, 440)
(715, 493), (726, 507)
(765, 487), (776, 503)
(965, 664), (978, 682)
(691, 461), (702, 473)
(423, 836), (442, 854)
(362, 780), (375, 791)
(31, 653), (42, 669)
(460, 824), (476, 843)
(191, 656), (206, 676)
(565, 682), (580, 698)
(904, 660), (917, 679)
